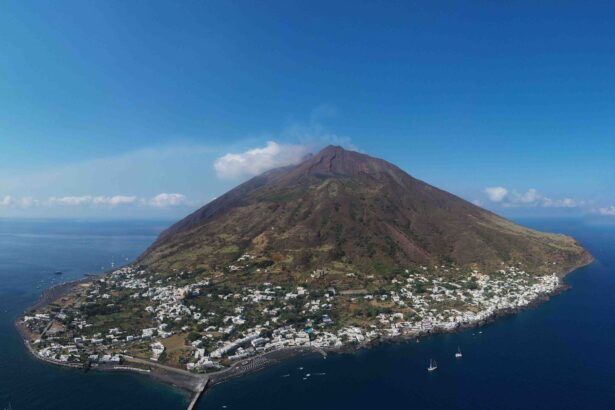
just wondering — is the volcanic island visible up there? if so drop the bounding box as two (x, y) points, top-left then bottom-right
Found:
(17, 146), (593, 405)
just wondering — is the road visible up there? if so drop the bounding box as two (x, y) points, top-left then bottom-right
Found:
(123, 355), (203, 378)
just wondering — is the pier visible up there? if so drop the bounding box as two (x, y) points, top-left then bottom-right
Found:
(187, 379), (208, 410)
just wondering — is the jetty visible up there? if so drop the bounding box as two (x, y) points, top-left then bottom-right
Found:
(187, 379), (209, 410)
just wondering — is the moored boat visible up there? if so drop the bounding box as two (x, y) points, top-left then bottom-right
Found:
(427, 359), (437, 372)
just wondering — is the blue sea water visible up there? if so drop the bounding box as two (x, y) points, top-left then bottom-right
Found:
(0, 219), (187, 409)
(1, 218), (614, 409)
(200, 218), (615, 410)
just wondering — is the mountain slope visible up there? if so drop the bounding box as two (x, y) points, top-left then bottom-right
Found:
(139, 146), (591, 276)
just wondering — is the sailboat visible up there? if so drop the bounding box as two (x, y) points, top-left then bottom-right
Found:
(455, 347), (462, 358)
(427, 359), (437, 372)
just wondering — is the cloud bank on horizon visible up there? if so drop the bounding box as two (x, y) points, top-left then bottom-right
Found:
(0, 139), (327, 214)
(2, 2), (615, 219)
(1, 137), (614, 219)
(598, 206), (615, 216)
(0, 110), (359, 218)
(0, 193), (191, 210)
(481, 186), (589, 210)
(212, 143), (614, 218)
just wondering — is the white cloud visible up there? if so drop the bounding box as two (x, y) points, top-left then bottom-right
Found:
(0, 195), (14, 207)
(148, 193), (189, 208)
(282, 120), (358, 152)
(598, 206), (615, 216)
(0, 106), (357, 218)
(18, 197), (38, 207)
(47, 195), (138, 207)
(485, 187), (508, 202)
(0, 193), (191, 210)
(214, 141), (310, 179)
(517, 188), (539, 204)
(542, 197), (581, 208)
(213, 118), (360, 179)
(0, 196), (41, 208)
(484, 186), (584, 209)
(48, 196), (94, 206)
(96, 195), (138, 206)
(0, 144), (219, 202)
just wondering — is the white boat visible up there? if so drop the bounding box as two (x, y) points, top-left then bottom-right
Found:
(427, 359), (437, 372)
(455, 347), (462, 358)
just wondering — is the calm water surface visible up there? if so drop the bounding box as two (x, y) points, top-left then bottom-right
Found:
(201, 219), (615, 410)
(0, 219), (187, 409)
(1, 218), (613, 410)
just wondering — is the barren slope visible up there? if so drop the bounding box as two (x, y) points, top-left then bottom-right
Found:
(139, 146), (591, 276)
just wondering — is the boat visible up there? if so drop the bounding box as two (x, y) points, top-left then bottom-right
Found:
(427, 359), (437, 372)
(455, 347), (462, 358)
(53, 271), (63, 275)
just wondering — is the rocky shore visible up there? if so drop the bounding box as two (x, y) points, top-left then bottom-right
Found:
(16, 255), (594, 405)
(199, 256), (596, 389)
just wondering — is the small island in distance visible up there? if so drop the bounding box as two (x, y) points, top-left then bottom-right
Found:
(17, 146), (593, 402)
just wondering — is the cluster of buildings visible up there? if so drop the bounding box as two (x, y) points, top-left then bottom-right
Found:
(20, 263), (561, 373)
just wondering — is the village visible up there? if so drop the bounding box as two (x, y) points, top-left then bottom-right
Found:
(19, 256), (562, 374)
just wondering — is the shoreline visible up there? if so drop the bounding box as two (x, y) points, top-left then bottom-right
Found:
(15, 256), (595, 405)
(15, 319), (207, 407)
(203, 255), (596, 389)
(15, 269), (209, 407)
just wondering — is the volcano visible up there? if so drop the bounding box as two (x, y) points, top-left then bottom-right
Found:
(139, 146), (591, 276)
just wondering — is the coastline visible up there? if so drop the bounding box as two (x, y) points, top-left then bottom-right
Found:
(15, 255), (595, 405)
(15, 318), (208, 408)
(15, 269), (207, 405)
(205, 255), (595, 387)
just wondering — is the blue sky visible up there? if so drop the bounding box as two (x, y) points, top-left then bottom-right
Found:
(0, 1), (614, 218)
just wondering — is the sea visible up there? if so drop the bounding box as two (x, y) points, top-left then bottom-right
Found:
(1, 217), (614, 410)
